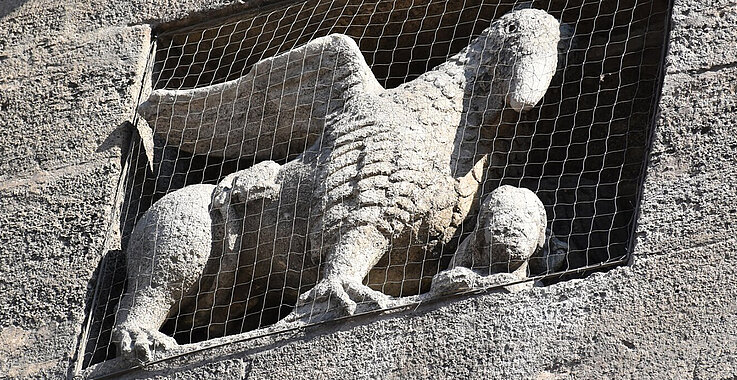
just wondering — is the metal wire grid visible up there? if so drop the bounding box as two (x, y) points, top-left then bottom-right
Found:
(79, 0), (671, 370)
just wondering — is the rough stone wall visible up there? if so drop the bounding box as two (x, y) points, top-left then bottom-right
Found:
(0, 1), (265, 378)
(1, 0), (736, 379)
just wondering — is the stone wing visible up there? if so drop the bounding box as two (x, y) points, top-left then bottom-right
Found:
(138, 34), (382, 161)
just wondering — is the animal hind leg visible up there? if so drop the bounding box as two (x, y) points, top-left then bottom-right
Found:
(295, 225), (392, 317)
(113, 184), (216, 363)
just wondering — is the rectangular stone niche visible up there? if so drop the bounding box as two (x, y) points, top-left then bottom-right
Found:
(78, 0), (671, 372)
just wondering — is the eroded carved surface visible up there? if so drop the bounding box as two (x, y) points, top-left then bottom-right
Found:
(114, 8), (568, 363)
(452, 185), (547, 275)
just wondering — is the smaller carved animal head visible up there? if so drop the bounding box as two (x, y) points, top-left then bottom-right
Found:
(470, 8), (564, 119)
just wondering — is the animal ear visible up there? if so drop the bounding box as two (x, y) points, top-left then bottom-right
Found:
(138, 34), (382, 162)
(512, 2), (534, 10)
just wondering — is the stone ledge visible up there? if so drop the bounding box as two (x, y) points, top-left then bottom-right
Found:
(83, 237), (737, 379)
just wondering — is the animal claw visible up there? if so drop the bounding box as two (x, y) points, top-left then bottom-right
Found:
(344, 281), (391, 310)
(112, 325), (177, 363)
(297, 279), (357, 315)
(296, 278), (391, 317)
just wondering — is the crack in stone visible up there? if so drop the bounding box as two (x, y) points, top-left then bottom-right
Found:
(671, 60), (737, 76)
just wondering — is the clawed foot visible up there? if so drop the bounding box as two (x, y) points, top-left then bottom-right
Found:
(112, 325), (178, 363)
(296, 278), (391, 317)
(212, 161), (281, 213)
(429, 266), (533, 297)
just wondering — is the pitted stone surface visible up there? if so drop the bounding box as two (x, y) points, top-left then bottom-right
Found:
(3, 0), (737, 379)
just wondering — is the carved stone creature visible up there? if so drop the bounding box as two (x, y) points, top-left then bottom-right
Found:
(426, 185), (547, 296)
(452, 185), (547, 275)
(114, 8), (565, 362)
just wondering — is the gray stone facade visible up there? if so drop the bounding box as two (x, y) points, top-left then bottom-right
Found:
(1, 0), (736, 379)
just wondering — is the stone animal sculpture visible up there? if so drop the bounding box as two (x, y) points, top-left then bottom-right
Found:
(114, 8), (565, 362)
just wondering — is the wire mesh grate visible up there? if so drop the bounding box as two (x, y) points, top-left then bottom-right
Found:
(80, 0), (671, 370)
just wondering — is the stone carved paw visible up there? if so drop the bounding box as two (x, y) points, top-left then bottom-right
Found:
(112, 325), (178, 363)
(212, 161), (282, 209)
(211, 161), (283, 251)
(296, 278), (391, 317)
(429, 267), (481, 295)
(211, 173), (237, 214)
(429, 266), (533, 297)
